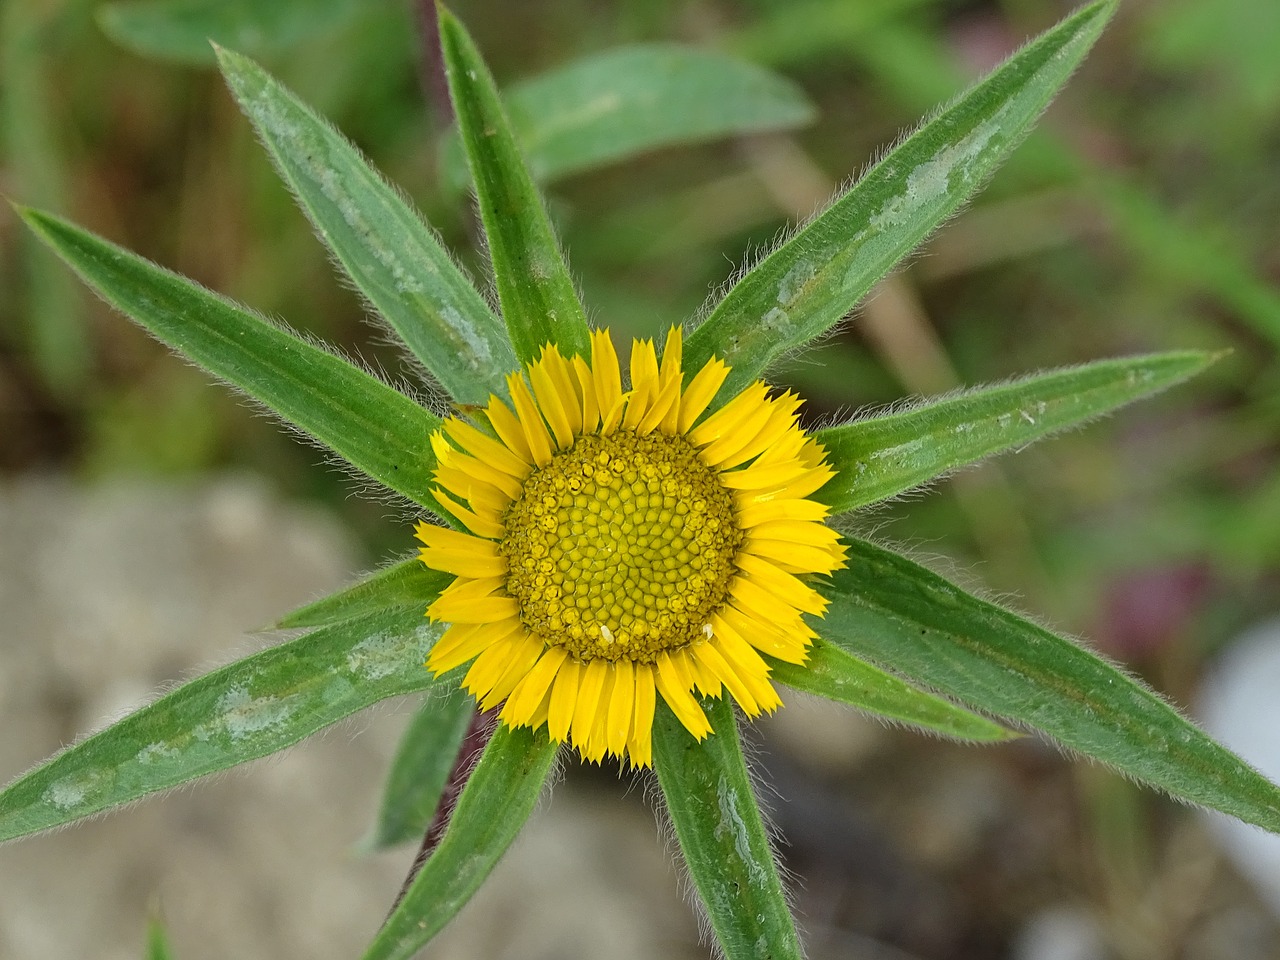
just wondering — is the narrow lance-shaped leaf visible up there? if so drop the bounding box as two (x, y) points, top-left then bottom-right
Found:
(437, 5), (591, 364)
(820, 538), (1280, 834)
(363, 687), (476, 851)
(0, 607), (441, 842)
(363, 723), (559, 960)
(278, 558), (447, 629)
(817, 350), (1216, 515)
(653, 698), (801, 960)
(685, 0), (1115, 394)
(215, 47), (516, 406)
(20, 209), (444, 511)
(99, 0), (363, 64)
(770, 638), (1016, 742)
(439, 44), (815, 192)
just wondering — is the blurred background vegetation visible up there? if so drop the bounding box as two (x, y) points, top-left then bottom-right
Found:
(2, 0), (1279, 957)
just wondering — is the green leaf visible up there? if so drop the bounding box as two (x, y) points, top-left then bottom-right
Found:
(653, 698), (800, 960)
(99, 0), (364, 64)
(364, 723), (559, 960)
(0, 607), (441, 842)
(20, 208), (443, 510)
(816, 350), (1216, 515)
(278, 558), (444, 629)
(437, 6), (591, 365)
(771, 638), (1015, 741)
(684, 0), (1115, 394)
(820, 538), (1280, 834)
(439, 44), (815, 191)
(215, 47), (516, 406)
(363, 688), (476, 851)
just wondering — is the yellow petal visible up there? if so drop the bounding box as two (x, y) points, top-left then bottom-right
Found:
(571, 658), (608, 751)
(572, 355), (600, 433)
(606, 658), (635, 758)
(508, 372), (554, 467)
(591, 329), (623, 420)
(502, 645), (568, 726)
(428, 620), (519, 673)
(585, 665), (617, 763)
(655, 652), (711, 739)
(485, 393), (533, 463)
(477, 632), (545, 710)
(530, 350), (575, 449)
(689, 382), (768, 448)
(443, 417), (531, 478)
(548, 657), (582, 742)
(657, 325), (684, 435)
(690, 639), (756, 715)
(736, 553), (828, 616)
(677, 357), (729, 432)
(431, 487), (505, 539)
(736, 496), (829, 527)
(630, 664), (657, 768)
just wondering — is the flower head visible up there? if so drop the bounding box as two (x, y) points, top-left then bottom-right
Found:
(416, 326), (846, 766)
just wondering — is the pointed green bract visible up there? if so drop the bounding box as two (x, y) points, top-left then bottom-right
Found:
(771, 639), (1015, 741)
(20, 208), (444, 511)
(215, 47), (516, 406)
(817, 351), (1216, 514)
(439, 44), (815, 191)
(363, 724), (559, 960)
(821, 538), (1280, 834)
(653, 699), (801, 960)
(684, 0), (1115, 394)
(278, 558), (447, 629)
(0, 607), (440, 842)
(437, 5), (591, 364)
(363, 688), (476, 851)
(99, 0), (363, 64)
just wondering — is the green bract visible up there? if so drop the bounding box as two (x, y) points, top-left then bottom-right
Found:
(7, 3), (1278, 958)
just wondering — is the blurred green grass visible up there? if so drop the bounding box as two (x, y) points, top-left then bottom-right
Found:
(5, 0), (1278, 636)
(2, 0), (1279, 953)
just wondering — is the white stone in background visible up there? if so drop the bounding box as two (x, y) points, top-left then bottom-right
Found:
(1198, 617), (1280, 918)
(1010, 905), (1107, 960)
(0, 476), (694, 960)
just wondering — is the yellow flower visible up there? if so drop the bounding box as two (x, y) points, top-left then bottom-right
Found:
(415, 326), (846, 767)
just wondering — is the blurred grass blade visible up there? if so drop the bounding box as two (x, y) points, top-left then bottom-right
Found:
(1, 1), (90, 395)
(816, 350), (1215, 515)
(439, 44), (815, 192)
(653, 698), (801, 960)
(1097, 177), (1280, 350)
(0, 607), (441, 842)
(437, 6), (590, 364)
(364, 724), (559, 960)
(771, 639), (1015, 741)
(685, 0), (1115, 394)
(842, 17), (1280, 351)
(821, 538), (1280, 834)
(278, 558), (445, 629)
(216, 48), (516, 405)
(730, 0), (933, 67)
(146, 916), (176, 960)
(363, 689), (475, 851)
(99, 0), (363, 64)
(20, 208), (443, 510)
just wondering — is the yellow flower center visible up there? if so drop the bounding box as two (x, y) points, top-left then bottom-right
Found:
(501, 429), (742, 663)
